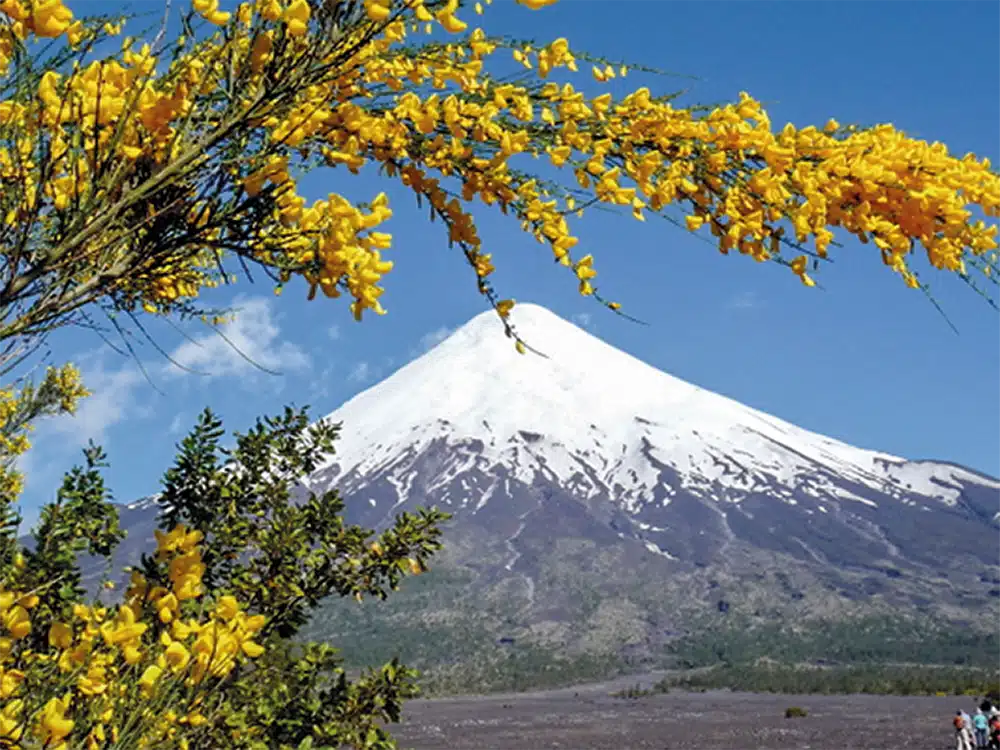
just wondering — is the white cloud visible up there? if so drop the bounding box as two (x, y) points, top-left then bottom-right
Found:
(34, 296), (308, 456)
(327, 324), (341, 341)
(165, 296), (309, 379)
(729, 291), (762, 310)
(571, 312), (593, 330)
(418, 326), (454, 352)
(347, 361), (371, 383)
(346, 356), (396, 385)
(48, 354), (147, 446)
(168, 413), (187, 435)
(17, 296), (315, 520)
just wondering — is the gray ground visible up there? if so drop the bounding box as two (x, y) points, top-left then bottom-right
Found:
(395, 675), (974, 750)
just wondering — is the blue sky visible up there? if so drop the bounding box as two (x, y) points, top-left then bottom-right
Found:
(16, 0), (1000, 527)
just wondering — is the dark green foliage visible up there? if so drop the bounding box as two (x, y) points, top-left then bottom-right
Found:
(668, 617), (998, 669)
(785, 706), (808, 718)
(134, 405), (450, 748)
(661, 613), (1000, 700)
(668, 664), (1000, 697)
(144, 406), (449, 641)
(215, 640), (421, 750)
(12, 443), (125, 649)
(611, 681), (670, 700)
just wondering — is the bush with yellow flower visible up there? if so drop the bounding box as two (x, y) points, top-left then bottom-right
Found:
(1, 408), (448, 749)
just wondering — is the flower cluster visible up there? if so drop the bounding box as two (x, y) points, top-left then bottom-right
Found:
(0, 0), (994, 356)
(0, 364), (88, 499)
(0, 524), (265, 749)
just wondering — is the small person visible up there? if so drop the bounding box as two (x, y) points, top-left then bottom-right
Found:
(975, 709), (990, 750)
(962, 710), (976, 750)
(989, 714), (1000, 750)
(957, 711), (971, 750)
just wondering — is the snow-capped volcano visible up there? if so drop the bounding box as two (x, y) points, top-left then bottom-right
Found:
(89, 303), (998, 684)
(284, 303), (1000, 671)
(314, 303), (995, 517)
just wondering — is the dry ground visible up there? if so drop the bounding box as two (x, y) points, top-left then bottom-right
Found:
(395, 675), (975, 750)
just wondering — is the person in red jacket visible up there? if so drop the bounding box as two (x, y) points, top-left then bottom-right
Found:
(988, 714), (1000, 750)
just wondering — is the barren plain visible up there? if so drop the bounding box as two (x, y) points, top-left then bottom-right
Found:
(396, 675), (970, 750)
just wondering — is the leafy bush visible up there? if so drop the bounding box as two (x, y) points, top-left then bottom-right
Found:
(785, 706), (808, 718)
(0, 407), (448, 749)
(612, 683), (649, 699)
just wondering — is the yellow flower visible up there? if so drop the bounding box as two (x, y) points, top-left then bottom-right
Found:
(283, 0), (310, 35)
(241, 639), (265, 658)
(685, 215), (706, 232)
(77, 662), (110, 696)
(241, 613), (266, 633)
(35, 696), (74, 748)
(139, 664), (163, 697)
(156, 524), (204, 560)
(169, 550), (206, 601)
(495, 299), (515, 318)
(215, 595), (240, 622)
(0, 0), (29, 23)
(30, 0), (73, 37)
(3, 605), (30, 640)
(250, 31), (273, 74)
(436, 11), (467, 33)
(364, 0), (391, 22)
(0, 668), (24, 698)
(48, 622), (73, 649)
(573, 255), (597, 282)
(193, 0), (231, 24)
(99, 604), (148, 647)
(515, 0), (558, 8)
(164, 641), (192, 673)
(0, 697), (23, 741)
(259, 0), (282, 20)
(789, 255), (816, 287)
(170, 619), (195, 640)
(153, 591), (180, 623)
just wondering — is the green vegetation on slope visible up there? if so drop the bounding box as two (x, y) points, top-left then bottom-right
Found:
(301, 562), (1000, 696)
(668, 617), (1000, 669)
(665, 664), (1000, 697)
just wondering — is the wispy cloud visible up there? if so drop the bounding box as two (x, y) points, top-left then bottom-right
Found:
(168, 413), (187, 436)
(728, 291), (762, 310)
(347, 361), (371, 383)
(46, 351), (148, 447)
(165, 296), (309, 379)
(36, 296), (309, 456)
(418, 326), (454, 352)
(327, 324), (341, 341)
(571, 312), (594, 330)
(19, 295), (312, 523)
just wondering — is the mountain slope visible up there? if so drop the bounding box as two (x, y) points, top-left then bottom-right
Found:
(90, 304), (1000, 692)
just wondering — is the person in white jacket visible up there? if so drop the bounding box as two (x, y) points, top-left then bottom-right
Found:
(956, 711), (974, 750)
